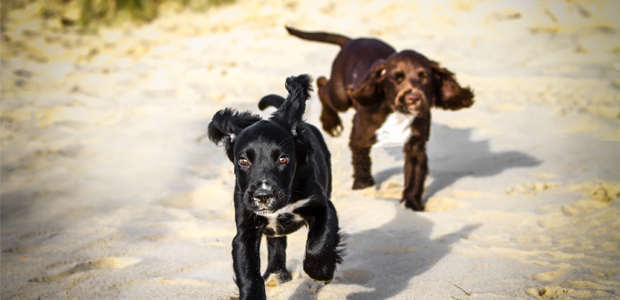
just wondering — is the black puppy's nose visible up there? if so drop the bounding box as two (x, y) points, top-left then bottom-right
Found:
(253, 188), (274, 204)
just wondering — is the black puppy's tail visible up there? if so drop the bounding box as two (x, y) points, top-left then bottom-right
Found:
(286, 26), (350, 48)
(258, 94), (285, 110)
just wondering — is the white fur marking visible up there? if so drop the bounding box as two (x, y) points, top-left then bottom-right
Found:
(373, 113), (415, 148)
(259, 198), (310, 235)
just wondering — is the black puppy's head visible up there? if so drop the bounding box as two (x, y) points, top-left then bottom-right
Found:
(208, 75), (313, 214)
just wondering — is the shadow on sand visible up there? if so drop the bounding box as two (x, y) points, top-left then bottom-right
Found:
(374, 123), (541, 201)
(285, 123), (538, 299)
(287, 207), (480, 299)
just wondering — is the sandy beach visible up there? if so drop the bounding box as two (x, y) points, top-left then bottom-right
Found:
(2, 0), (620, 299)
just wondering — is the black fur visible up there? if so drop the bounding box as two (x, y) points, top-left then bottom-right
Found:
(258, 94), (284, 111)
(208, 74), (345, 300)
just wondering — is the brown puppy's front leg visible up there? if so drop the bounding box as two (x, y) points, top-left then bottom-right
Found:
(349, 106), (389, 190)
(401, 114), (430, 211)
(351, 146), (374, 189)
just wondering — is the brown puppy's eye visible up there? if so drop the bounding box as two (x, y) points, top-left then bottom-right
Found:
(278, 156), (289, 164)
(418, 71), (427, 79)
(239, 158), (249, 166)
(394, 72), (405, 83)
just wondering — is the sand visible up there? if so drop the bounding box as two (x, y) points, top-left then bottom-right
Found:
(1, 0), (620, 299)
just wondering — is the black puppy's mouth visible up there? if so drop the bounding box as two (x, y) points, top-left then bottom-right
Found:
(252, 197), (274, 211)
(252, 204), (283, 217)
(253, 209), (277, 216)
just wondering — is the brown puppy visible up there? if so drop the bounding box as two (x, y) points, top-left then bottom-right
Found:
(286, 26), (474, 211)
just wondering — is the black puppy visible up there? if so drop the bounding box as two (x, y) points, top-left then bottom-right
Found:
(208, 75), (345, 300)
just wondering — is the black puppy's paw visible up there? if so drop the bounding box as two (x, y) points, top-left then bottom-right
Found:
(262, 269), (292, 286)
(303, 256), (337, 283)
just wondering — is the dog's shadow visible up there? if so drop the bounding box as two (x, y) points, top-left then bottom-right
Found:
(284, 123), (537, 299)
(374, 123), (541, 201)
(287, 208), (481, 300)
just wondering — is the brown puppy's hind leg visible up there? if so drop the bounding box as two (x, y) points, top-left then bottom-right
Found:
(317, 77), (344, 137)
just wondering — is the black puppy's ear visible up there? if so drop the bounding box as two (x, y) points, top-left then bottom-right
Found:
(269, 74), (312, 136)
(430, 61), (475, 110)
(208, 108), (262, 162)
(346, 59), (386, 106)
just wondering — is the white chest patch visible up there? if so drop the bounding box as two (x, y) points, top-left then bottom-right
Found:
(259, 198), (310, 235)
(374, 113), (415, 148)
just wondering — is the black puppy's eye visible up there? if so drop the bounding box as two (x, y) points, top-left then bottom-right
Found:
(418, 71), (427, 79)
(239, 157), (249, 166)
(278, 156), (289, 164)
(394, 72), (405, 83)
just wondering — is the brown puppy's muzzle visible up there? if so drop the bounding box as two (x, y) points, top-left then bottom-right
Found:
(395, 90), (426, 116)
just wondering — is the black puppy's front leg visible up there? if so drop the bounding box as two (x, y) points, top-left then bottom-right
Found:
(302, 198), (343, 283)
(262, 236), (292, 284)
(232, 211), (266, 300)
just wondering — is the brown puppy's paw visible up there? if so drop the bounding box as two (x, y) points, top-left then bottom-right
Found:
(317, 76), (328, 89)
(323, 123), (343, 137)
(320, 108), (343, 137)
(352, 177), (375, 190)
(401, 198), (425, 211)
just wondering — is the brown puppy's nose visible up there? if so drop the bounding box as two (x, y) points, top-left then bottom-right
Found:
(404, 92), (421, 104)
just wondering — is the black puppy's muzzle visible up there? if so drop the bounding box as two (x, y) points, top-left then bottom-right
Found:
(246, 180), (282, 212)
(252, 188), (275, 207)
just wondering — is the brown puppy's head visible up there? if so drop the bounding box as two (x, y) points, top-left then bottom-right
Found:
(347, 50), (474, 115)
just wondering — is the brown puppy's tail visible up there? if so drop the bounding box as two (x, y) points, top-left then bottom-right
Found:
(285, 26), (350, 48)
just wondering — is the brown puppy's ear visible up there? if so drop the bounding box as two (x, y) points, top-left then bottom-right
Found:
(431, 61), (475, 110)
(346, 59), (386, 106)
